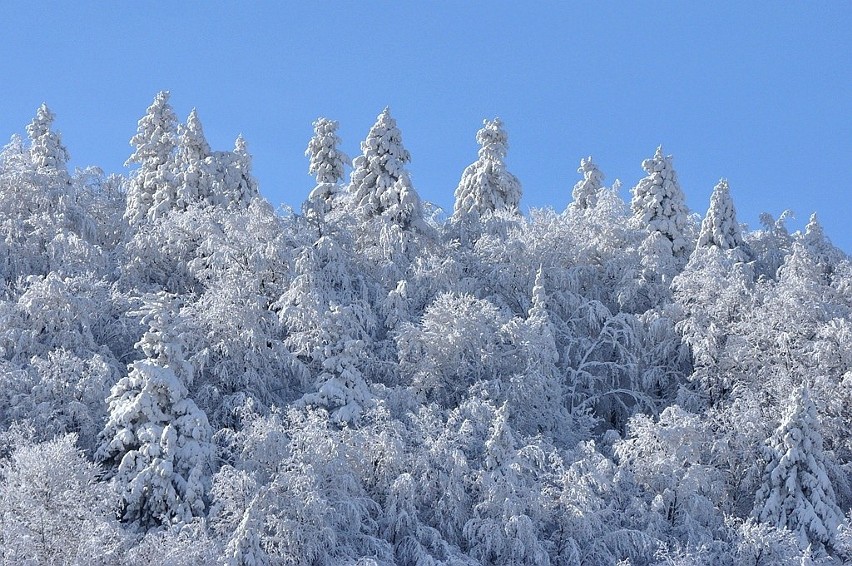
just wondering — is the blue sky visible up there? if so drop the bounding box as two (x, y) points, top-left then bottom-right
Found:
(2, 3), (851, 251)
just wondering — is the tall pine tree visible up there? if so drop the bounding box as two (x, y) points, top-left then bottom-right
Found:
(753, 385), (844, 551)
(96, 293), (213, 529)
(348, 108), (425, 232)
(26, 104), (70, 176)
(696, 178), (744, 251)
(305, 117), (348, 220)
(125, 91), (178, 225)
(452, 117), (522, 225)
(570, 156), (605, 210)
(631, 146), (691, 258)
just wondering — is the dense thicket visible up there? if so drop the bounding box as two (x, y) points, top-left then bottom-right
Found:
(1, 94), (851, 565)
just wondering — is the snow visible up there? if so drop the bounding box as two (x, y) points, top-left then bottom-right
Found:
(0, 98), (849, 564)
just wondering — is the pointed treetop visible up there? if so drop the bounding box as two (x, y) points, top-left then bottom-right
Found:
(696, 178), (745, 251)
(234, 133), (248, 156)
(484, 402), (516, 471)
(357, 106), (410, 166)
(232, 133), (257, 183)
(127, 90), (178, 167)
(233, 134), (254, 173)
(348, 108), (423, 229)
(476, 117), (510, 161)
(571, 155), (605, 209)
(795, 212), (844, 281)
(753, 384), (844, 550)
(452, 117), (522, 221)
(631, 145), (690, 256)
(804, 213), (826, 246)
(178, 108), (211, 162)
(26, 103), (69, 173)
(305, 118), (348, 219)
(0, 134), (29, 172)
(306, 117), (348, 185)
(131, 292), (191, 382)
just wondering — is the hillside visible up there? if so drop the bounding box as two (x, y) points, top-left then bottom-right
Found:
(1, 94), (851, 565)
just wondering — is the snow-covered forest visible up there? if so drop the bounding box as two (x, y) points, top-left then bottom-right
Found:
(1, 92), (851, 565)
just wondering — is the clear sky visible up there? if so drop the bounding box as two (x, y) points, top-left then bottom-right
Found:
(2, 3), (850, 251)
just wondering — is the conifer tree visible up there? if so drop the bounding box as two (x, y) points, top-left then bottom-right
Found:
(505, 267), (569, 437)
(301, 302), (376, 424)
(452, 117), (522, 224)
(0, 133), (30, 174)
(753, 385), (844, 551)
(571, 156), (605, 210)
(96, 293), (213, 529)
(218, 134), (260, 209)
(631, 146), (690, 257)
(803, 213), (826, 250)
(348, 108), (425, 231)
(305, 117), (348, 219)
(125, 91), (178, 225)
(799, 213), (844, 283)
(464, 403), (550, 564)
(25, 104), (69, 175)
(696, 179), (744, 251)
(172, 108), (212, 212)
(525, 267), (559, 378)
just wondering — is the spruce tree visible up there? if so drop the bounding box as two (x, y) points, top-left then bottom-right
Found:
(799, 213), (844, 282)
(172, 108), (212, 212)
(570, 156), (605, 210)
(25, 104), (69, 175)
(96, 293), (213, 529)
(753, 385), (843, 551)
(452, 117), (522, 224)
(631, 146), (690, 257)
(348, 108), (425, 231)
(305, 117), (348, 219)
(216, 134), (260, 210)
(300, 302), (375, 424)
(696, 178), (744, 251)
(125, 91), (178, 225)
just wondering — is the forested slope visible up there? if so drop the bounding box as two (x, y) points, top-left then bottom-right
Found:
(1, 93), (851, 565)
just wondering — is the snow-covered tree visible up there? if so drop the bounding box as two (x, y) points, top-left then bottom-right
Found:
(570, 156), (605, 210)
(126, 519), (219, 566)
(526, 267), (557, 365)
(96, 293), (213, 529)
(215, 408), (393, 565)
(797, 213), (846, 285)
(125, 91), (179, 225)
(615, 406), (725, 545)
(747, 209), (795, 280)
(193, 135), (261, 213)
(498, 267), (571, 438)
(302, 302), (375, 424)
(225, 134), (260, 207)
(305, 117), (348, 219)
(26, 103), (70, 175)
(348, 107), (425, 232)
(0, 109), (97, 284)
(452, 118), (522, 228)
(0, 133), (29, 174)
(753, 385), (844, 551)
(0, 432), (123, 564)
(398, 292), (508, 407)
(463, 403), (551, 564)
(631, 146), (691, 258)
(170, 108), (212, 214)
(696, 178), (745, 251)
(0, 94), (851, 564)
